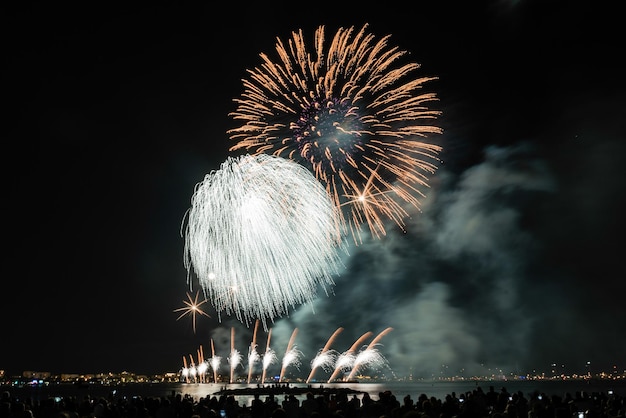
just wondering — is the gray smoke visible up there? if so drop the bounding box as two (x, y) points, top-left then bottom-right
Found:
(209, 140), (621, 380)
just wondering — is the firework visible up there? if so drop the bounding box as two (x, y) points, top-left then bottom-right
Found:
(178, 326), (394, 383)
(197, 345), (207, 383)
(261, 328), (277, 383)
(183, 154), (345, 328)
(247, 320), (260, 383)
(188, 355), (197, 383)
(182, 356), (189, 383)
(228, 327), (242, 383)
(209, 338), (221, 383)
(279, 328), (303, 382)
(327, 331), (373, 383)
(346, 346), (388, 380)
(306, 326), (343, 383)
(173, 291), (210, 334)
(346, 327), (393, 381)
(228, 23), (442, 243)
(196, 360), (208, 383)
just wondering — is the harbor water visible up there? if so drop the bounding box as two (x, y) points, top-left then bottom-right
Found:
(4, 380), (624, 407)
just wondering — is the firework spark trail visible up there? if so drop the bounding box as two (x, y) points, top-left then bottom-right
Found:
(332, 352), (356, 378)
(346, 327), (393, 381)
(182, 356), (189, 384)
(279, 346), (303, 383)
(210, 338), (220, 383)
(228, 328), (243, 383)
(306, 326), (344, 383)
(309, 350), (339, 381)
(228, 349), (242, 383)
(197, 359), (208, 383)
(183, 154), (345, 328)
(279, 328), (301, 382)
(247, 320), (260, 383)
(228, 24), (442, 244)
(262, 348), (277, 383)
(210, 356), (221, 383)
(173, 291), (210, 334)
(327, 331), (373, 383)
(347, 327), (393, 380)
(261, 328), (276, 383)
(346, 346), (389, 380)
(188, 355), (197, 383)
(197, 346), (206, 383)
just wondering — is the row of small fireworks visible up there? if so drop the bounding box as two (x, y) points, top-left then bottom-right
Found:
(180, 325), (393, 384)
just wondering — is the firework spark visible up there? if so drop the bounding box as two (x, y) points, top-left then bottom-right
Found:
(228, 349), (242, 383)
(188, 355), (197, 383)
(247, 320), (260, 383)
(346, 327), (393, 381)
(310, 350), (338, 376)
(197, 345), (207, 383)
(173, 291), (210, 334)
(327, 331), (373, 382)
(306, 326), (343, 383)
(181, 356), (189, 383)
(210, 338), (221, 383)
(261, 328), (277, 383)
(279, 328), (303, 382)
(228, 23), (442, 243)
(346, 346), (389, 379)
(183, 154), (345, 328)
(196, 360), (208, 383)
(229, 328), (242, 383)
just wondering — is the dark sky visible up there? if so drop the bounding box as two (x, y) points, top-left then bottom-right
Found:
(4, 1), (625, 379)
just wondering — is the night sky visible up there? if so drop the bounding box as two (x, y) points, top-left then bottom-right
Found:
(4, 1), (625, 379)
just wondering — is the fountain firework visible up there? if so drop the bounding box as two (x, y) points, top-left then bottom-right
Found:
(228, 327), (242, 383)
(179, 327), (392, 383)
(188, 355), (197, 383)
(210, 338), (221, 383)
(327, 331), (373, 383)
(279, 328), (302, 383)
(197, 345), (207, 383)
(247, 320), (260, 383)
(261, 328), (277, 383)
(181, 346), (210, 384)
(197, 359), (208, 383)
(182, 356), (189, 384)
(346, 327), (393, 381)
(306, 327), (344, 383)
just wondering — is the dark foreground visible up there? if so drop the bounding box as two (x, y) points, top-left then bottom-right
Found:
(1, 381), (625, 418)
(213, 384), (365, 398)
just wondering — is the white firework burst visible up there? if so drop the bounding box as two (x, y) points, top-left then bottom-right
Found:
(183, 154), (345, 328)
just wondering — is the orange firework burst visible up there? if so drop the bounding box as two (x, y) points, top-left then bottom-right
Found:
(174, 291), (210, 334)
(228, 23), (442, 244)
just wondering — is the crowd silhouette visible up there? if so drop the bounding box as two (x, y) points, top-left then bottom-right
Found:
(1, 385), (624, 418)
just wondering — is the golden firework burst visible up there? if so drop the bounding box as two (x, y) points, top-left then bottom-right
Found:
(228, 23), (442, 244)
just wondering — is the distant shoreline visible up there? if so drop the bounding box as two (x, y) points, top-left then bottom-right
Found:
(212, 383), (366, 398)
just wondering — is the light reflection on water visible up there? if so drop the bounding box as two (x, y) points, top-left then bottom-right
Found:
(5, 380), (624, 406)
(178, 380), (624, 406)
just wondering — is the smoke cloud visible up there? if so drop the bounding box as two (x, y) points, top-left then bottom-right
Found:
(208, 142), (586, 380)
